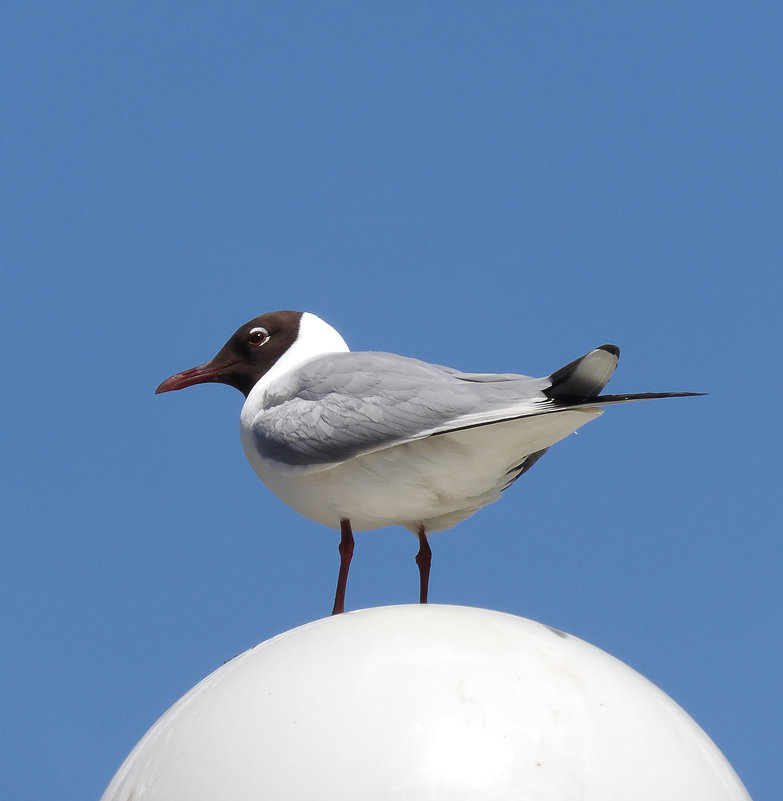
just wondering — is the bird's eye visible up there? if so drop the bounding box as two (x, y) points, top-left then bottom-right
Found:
(248, 327), (270, 347)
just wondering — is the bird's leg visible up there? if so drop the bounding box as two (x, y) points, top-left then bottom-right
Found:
(331, 518), (354, 615)
(415, 526), (431, 604)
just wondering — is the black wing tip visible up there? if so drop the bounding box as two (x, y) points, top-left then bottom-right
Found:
(598, 344), (620, 358)
(591, 391), (707, 403)
(545, 390), (707, 409)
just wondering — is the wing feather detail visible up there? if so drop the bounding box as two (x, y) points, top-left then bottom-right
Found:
(252, 351), (551, 466)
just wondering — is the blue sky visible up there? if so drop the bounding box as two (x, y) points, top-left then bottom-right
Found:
(2, 3), (779, 799)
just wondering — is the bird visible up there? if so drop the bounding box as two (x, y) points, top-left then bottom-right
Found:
(156, 310), (702, 614)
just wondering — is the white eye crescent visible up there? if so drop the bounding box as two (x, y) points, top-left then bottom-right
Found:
(248, 327), (270, 347)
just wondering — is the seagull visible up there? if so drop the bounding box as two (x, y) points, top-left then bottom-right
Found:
(156, 311), (701, 614)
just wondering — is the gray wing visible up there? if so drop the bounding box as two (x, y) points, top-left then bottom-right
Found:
(252, 351), (552, 466)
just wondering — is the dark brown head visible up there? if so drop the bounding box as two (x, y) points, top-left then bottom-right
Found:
(155, 310), (307, 398)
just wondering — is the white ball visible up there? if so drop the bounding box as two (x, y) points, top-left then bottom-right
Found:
(102, 605), (750, 800)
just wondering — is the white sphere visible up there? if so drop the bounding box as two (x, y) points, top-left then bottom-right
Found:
(102, 605), (750, 800)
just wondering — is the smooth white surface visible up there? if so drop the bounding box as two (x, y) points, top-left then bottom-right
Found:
(101, 605), (751, 801)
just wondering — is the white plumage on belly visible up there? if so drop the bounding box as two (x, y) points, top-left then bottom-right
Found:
(241, 406), (601, 533)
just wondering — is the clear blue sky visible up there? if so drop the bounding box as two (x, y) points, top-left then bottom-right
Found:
(2, 4), (779, 799)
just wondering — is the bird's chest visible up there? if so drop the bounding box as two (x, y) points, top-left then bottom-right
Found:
(239, 426), (491, 533)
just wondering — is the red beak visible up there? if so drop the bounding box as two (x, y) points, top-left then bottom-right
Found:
(155, 362), (231, 394)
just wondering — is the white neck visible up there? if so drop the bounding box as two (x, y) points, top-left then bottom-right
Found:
(242, 312), (350, 415)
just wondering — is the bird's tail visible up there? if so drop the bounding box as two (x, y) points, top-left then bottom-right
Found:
(546, 345), (704, 405)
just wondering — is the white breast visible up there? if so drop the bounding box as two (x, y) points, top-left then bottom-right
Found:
(241, 406), (602, 534)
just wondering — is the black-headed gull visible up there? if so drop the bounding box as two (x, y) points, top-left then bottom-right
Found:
(156, 311), (701, 613)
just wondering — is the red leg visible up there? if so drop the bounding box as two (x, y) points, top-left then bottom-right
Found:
(331, 519), (354, 615)
(415, 526), (431, 604)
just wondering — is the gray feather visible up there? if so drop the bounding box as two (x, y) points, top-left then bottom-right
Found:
(253, 351), (551, 466)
